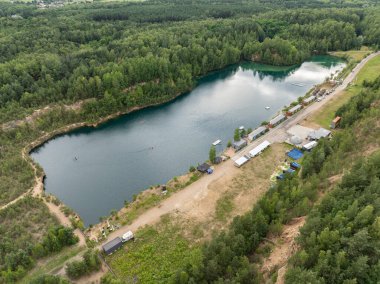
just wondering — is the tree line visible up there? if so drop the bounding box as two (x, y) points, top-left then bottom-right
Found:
(0, 3), (378, 125)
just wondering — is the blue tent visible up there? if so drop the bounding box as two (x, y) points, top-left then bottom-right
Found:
(287, 149), (304, 160)
(290, 162), (301, 169)
(286, 168), (296, 174)
(276, 174), (285, 180)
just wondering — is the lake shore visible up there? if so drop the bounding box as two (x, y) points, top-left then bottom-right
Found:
(27, 56), (347, 228)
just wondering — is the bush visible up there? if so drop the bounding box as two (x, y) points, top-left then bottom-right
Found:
(66, 249), (101, 279)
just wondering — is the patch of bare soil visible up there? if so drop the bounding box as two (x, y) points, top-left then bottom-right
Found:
(260, 217), (306, 282)
(299, 118), (321, 129)
(275, 265), (287, 284)
(1, 100), (88, 131)
(223, 147), (235, 158)
(178, 167), (240, 239)
(328, 174), (343, 185)
(177, 143), (287, 240)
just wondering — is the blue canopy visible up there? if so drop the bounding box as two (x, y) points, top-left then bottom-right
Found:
(287, 149), (304, 160)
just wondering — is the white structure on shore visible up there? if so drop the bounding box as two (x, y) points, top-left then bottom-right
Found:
(234, 156), (249, 167)
(249, 140), (271, 158)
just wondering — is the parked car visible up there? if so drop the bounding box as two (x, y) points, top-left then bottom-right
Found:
(122, 231), (134, 242)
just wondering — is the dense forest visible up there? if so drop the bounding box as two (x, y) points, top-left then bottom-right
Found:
(0, 1), (379, 124)
(285, 77), (380, 283)
(173, 75), (380, 283)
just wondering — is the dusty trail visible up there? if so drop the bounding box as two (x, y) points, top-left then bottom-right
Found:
(260, 217), (306, 280)
(99, 160), (237, 245)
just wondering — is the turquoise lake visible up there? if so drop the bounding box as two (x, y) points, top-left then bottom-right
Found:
(31, 56), (345, 226)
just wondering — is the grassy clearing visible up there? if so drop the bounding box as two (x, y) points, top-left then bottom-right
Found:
(21, 245), (85, 283)
(309, 89), (355, 128)
(215, 194), (235, 221)
(308, 53), (380, 128)
(106, 216), (202, 284)
(330, 46), (372, 61)
(354, 53), (380, 84)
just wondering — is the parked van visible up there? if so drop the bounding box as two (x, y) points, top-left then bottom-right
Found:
(122, 231), (134, 242)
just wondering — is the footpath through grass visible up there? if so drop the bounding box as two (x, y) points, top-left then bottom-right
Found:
(21, 246), (85, 283)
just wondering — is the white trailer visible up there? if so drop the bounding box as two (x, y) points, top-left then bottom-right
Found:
(248, 140), (271, 158)
(234, 156), (249, 168)
(303, 141), (318, 151)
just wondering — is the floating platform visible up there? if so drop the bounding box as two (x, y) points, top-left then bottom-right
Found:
(212, 139), (221, 146)
(290, 82), (306, 87)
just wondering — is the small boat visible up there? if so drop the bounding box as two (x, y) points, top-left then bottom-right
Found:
(239, 126), (244, 130)
(212, 139), (221, 146)
(265, 106), (270, 110)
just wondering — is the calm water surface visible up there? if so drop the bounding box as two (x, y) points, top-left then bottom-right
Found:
(31, 56), (345, 225)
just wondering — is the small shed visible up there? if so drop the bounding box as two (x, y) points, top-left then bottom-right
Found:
(233, 139), (247, 151)
(269, 114), (286, 128)
(102, 237), (123, 255)
(308, 128), (331, 141)
(234, 156), (249, 168)
(303, 95), (316, 105)
(248, 126), (268, 141)
(287, 104), (302, 116)
(330, 116), (341, 129)
(197, 163), (211, 173)
(214, 156), (223, 164)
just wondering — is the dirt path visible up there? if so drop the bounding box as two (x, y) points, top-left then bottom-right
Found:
(2, 140), (88, 247)
(98, 158), (238, 247)
(260, 217), (306, 282)
(1, 100), (87, 131)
